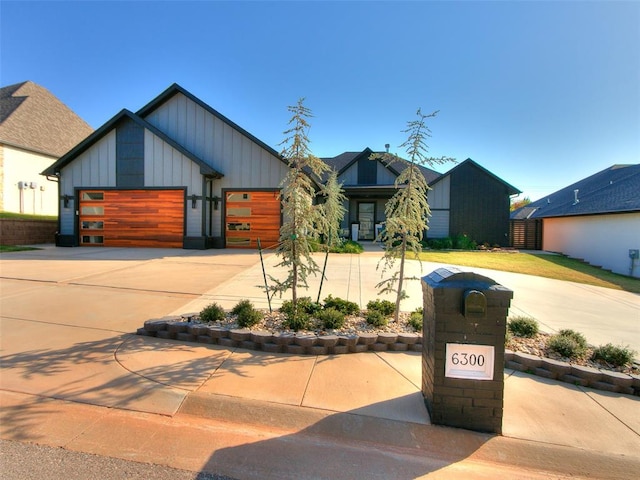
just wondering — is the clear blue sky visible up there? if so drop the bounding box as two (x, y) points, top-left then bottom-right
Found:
(2, 1), (638, 201)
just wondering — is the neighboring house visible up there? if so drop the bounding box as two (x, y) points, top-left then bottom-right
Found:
(0, 81), (93, 215)
(43, 83), (519, 249)
(511, 164), (640, 278)
(323, 150), (520, 246)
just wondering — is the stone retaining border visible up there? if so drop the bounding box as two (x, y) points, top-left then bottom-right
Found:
(505, 350), (639, 397)
(136, 316), (639, 397)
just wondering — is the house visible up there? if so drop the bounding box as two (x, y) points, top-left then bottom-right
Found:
(0, 81), (93, 215)
(510, 164), (640, 278)
(43, 83), (290, 249)
(43, 83), (519, 249)
(323, 150), (520, 246)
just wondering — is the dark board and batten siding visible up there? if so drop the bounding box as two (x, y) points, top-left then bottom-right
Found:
(116, 118), (145, 187)
(449, 163), (511, 246)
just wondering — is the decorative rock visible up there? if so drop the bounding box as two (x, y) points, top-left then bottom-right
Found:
(358, 333), (378, 345)
(388, 342), (409, 352)
(377, 332), (398, 344)
(251, 331), (273, 344)
(181, 312), (199, 321)
(143, 319), (167, 332)
(230, 328), (251, 342)
(207, 326), (229, 339)
(317, 335), (339, 347)
(294, 334), (316, 347)
(397, 333), (419, 345)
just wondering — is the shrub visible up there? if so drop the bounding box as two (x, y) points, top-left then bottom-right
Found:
(452, 233), (477, 250)
(333, 240), (364, 254)
(508, 316), (539, 338)
(280, 297), (321, 317)
(548, 329), (588, 359)
(316, 308), (346, 330)
(283, 309), (311, 331)
(232, 299), (262, 328)
(199, 302), (226, 323)
(408, 308), (423, 331)
(323, 295), (360, 315)
(366, 310), (387, 327)
(366, 299), (395, 316)
(425, 237), (453, 250)
(592, 344), (636, 367)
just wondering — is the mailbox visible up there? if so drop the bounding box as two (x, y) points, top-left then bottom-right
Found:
(464, 290), (486, 319)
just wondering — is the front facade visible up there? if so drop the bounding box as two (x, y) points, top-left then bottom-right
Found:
(44, 83), (520, 250)
(43, 84), (289, 249)
(324, 150), (520, 246)
(511, 164), (640, 278)
(0, 81), (93, 215)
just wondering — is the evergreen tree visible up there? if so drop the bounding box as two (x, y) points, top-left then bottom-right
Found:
(270, 99), (330, 308)
(372, 109), (454, 321)
(319, 169), (347, 247)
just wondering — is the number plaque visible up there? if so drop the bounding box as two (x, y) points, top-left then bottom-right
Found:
(445, 344), (495, 380)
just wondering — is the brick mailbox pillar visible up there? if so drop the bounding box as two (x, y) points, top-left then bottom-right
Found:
(421, 267), (513, 434)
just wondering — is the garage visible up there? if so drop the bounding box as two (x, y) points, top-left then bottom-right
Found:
(79, 189), (184, 248)
(225, 190), (281, 249)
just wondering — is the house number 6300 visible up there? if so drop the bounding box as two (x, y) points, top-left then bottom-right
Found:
(450, 352), (485, 367)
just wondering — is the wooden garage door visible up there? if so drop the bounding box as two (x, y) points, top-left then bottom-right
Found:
(225, 191), (280, 248)
(79, 189), (184, 248)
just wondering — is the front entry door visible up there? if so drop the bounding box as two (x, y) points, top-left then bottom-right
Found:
(358, 202), (375, 240)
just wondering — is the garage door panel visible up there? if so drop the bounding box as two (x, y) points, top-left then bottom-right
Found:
(79, 189), (184, 248)
(226, 191), (280, 249)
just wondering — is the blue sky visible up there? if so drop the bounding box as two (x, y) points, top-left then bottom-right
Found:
(2, 0), (638, 201)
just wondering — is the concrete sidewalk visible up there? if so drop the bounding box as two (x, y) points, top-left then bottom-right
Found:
(1, 245), (639, 479)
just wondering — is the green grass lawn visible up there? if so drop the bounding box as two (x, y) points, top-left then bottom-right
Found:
(0, 212), (57, 221)
(418, 251), (640, 294)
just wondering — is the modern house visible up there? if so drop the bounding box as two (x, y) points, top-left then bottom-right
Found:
(0, 81), (93, 215)
(323, 150), (520, 246)
(43, 83), (519, 249)
(511, 164), (640, 278)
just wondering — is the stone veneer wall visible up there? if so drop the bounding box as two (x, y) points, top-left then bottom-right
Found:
(0, 218), (57, 245)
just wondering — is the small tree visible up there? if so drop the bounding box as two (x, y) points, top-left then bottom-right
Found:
(372, 109), (454, 321)
(269, 99), (330, 310)
(316, 169), (347, 301)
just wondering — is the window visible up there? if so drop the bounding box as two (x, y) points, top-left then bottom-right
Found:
(81, 206), (104, 215)
(82, 235), (104, 244)
(227, 222), (250, 231)
(227, 207), (251, 217)
(227, 192), (250, 202)
(81, 221), (104, 230)
(82, 192), (104, 201)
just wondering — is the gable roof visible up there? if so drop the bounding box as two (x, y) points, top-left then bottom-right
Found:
(0, 81), (93, 157)
(322, 148), (442, 184)
(137, 83), (283, 160)
(41, 109), (222, 178)
(431, 158), (521, 195)
(511, 164), (640, 219)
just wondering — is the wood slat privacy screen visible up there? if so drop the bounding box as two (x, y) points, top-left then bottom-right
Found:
(79, 189), (184, 248)
(225, 191), (280, 248)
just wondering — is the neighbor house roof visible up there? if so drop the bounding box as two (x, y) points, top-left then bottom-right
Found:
(0, 81), (93, 157)
(511, 164), (640, 219)
(42, 109), (222, 178)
